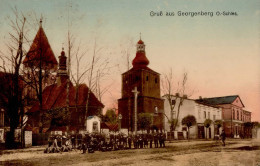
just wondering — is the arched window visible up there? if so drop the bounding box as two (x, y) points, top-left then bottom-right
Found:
(93, 121), (98, 132)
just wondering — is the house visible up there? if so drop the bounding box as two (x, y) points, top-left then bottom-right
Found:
(196, 95), (251, 138)
(163, 95), (222, 139)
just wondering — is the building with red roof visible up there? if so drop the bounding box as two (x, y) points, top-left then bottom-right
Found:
(23, 20), (58, 112)
(24, 22), (104, 134)
(196, 95), (251, 138)
(23, 20), (58, 69)
(26, 49), (104, 133)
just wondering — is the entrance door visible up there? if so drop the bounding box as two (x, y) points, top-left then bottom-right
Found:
(209, 127), (211, 139)
(198, 126), (205, 139)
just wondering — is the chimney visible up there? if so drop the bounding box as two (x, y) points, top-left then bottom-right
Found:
(199, 96), (202, 100)
(183, 94), (187, 99)
(175, 93), (179, 97)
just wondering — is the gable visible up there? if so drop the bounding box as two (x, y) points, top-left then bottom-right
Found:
(231, 96), (244, 108)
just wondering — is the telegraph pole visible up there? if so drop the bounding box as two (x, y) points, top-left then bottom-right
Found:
(132, 86), (139, 135)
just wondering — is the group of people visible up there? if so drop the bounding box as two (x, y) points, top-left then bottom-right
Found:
(44, 135), (73, 153)
(44, 132), (167, 154)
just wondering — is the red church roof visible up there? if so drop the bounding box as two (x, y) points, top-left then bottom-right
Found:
(23, 25), (58, 69)
(132, 51), (149, 68)
(137, 39), (144, 44)
(28, 81), (104, 113)
(132, 39), (149, 68)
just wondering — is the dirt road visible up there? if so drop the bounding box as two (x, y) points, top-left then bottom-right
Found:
(1, 139), (259, 166)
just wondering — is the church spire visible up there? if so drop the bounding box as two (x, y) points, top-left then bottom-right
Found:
(57, 47), (68, 85)
(58, 47), (67, 71)
(40, 17), (42, 27)
(23, 17), (58, 70)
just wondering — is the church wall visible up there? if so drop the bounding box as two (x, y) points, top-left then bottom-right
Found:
(141, 70), (160, 98)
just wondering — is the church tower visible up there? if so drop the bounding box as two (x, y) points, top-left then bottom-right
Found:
(118, 38), (164, 132)
(23, 19), (58, 108)
(57, 48), (68, 86)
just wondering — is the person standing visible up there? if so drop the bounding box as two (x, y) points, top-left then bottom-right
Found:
(220, 130), (226, 146)
(149, 133), (153, 148)
(162, 132), (166, 148)
(154, 133), (159, 148)
(128, 135), (132, 149)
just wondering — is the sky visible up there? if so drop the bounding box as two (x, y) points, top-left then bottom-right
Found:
(0, 0), (259, 121)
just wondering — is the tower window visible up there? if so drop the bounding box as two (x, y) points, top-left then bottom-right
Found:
(146, 76), (148, 81)
(155, 78), (157, 83)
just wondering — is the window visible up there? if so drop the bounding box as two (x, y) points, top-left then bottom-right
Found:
(130, 74), (132, 83)
(155, 78), (157, 83)
(171, 100), (176, 105)
(0, 109), (4, 127)
(204, 111), (206, 119)
(93, 122), (98, 132)
(237, 111), (239, 120)
(146, 76), (149, 81)
(233, 109), (235, 119)
(208, 112), (210, 119)
(213, 115), (216, 121)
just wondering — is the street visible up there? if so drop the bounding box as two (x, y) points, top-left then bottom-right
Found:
(1, 139), (260, 166)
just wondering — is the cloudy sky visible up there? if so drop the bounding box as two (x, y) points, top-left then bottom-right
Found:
(0, 0), (259, 121)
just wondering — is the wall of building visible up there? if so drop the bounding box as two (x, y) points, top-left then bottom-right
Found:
(141, 70), (160, 98)
(216, 99), (251, 138)
(164, 97), (222, 139)
(122, 69), (160, 99)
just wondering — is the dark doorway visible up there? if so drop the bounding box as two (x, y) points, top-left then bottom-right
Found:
(209, 127), (211, 139)
(198, 126), (205, 139)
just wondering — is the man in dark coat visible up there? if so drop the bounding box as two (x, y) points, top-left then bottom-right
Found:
(149, 133), (153, 148)
(154, 133), (159, 148)
(128, 135), (132, 149)
(220, 130), (226, 146)
(162, 132), (166, 148)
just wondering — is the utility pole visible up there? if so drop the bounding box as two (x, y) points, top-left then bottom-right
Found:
(132, 86), (139, 135)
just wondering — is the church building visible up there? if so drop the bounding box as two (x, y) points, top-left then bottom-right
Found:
(24, 20), (104, 134)
(118, 38), (164, 132)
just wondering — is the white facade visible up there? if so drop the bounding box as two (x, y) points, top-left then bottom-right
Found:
(163, 96), (222, 139)
(86, 116), (101, 133)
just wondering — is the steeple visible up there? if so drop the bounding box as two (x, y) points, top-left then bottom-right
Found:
(23, 19), (58, 70)
(57, 48), (68, 85)
(132, 37), (149, 68)
(58, 47), (67, 71)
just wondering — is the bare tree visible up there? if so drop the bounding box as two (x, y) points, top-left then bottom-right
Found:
(119, 37), (134, 72)
(65, 1), (112, 129)
(0, 7), (28, 148)
(161, 69), (191, 132)
(22, 16), (57, 133)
